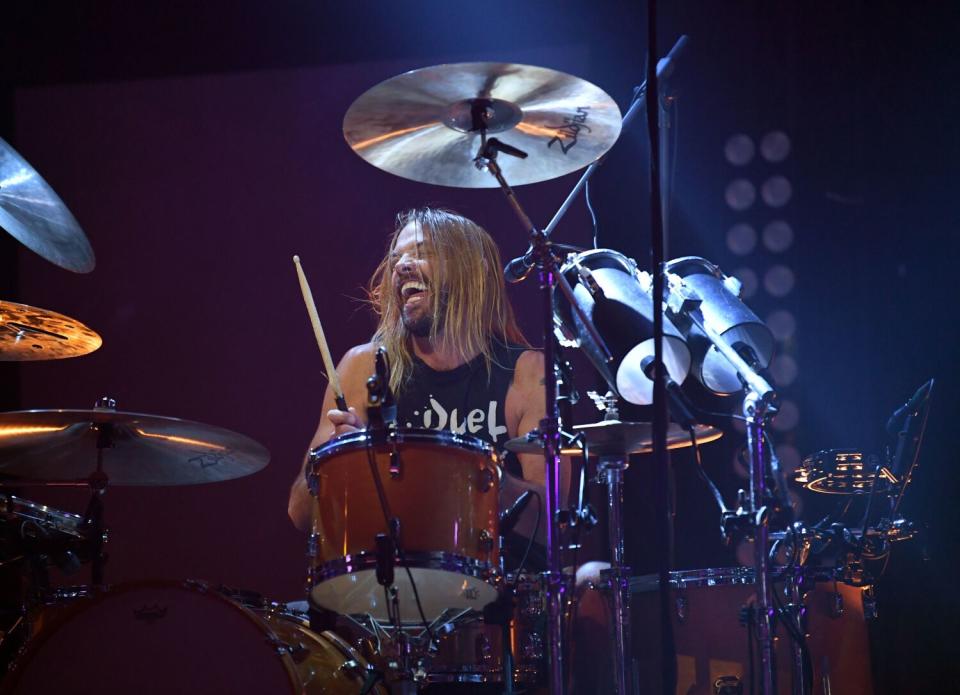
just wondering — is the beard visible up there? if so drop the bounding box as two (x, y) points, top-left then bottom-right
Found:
(400, 289), (447, 338)
(401, 306), (433, 337)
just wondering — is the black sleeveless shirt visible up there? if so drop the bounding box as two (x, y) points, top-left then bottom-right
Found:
(395, 341), (527, 453)
(395, 340), (541, 569)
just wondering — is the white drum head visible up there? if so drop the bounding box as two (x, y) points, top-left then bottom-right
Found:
(310, 567), (497, 622)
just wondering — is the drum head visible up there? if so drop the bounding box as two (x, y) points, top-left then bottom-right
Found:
(3, 581), (375, 695)
(309, 428), (500, 623)
(311, 566), (497, 623)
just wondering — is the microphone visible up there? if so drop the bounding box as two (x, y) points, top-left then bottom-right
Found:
(503, 249), (536, 284)
(367, 347), (397, 428)
(885, 379), (934, 436)
(499, 490), (533, 536)
(641, 356), (696, 429)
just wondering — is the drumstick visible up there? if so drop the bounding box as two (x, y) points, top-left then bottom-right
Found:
(293, 255), (348, 411)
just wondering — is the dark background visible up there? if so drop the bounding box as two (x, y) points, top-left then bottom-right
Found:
(1, 1), (957, 691)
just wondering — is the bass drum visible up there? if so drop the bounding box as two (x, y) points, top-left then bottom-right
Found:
(1, 581), (386, 695)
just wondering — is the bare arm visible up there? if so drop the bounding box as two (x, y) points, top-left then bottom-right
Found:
(506, 350), (571, 494)
(287, 343), (376, 531)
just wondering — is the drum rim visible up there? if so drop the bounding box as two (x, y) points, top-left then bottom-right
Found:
(0, 494), (85, 536)
(559, 247), (636, 272)
(310, 550), (499, 587)
(308, 427), (497, 465)
(0, 579), (302, 695)
(426, 663), (541, 685)
(630, 565), (839, 593)
(664, 255), (723, 278)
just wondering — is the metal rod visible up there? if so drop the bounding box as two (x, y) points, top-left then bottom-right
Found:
(539, 256), (565, 695)
(788, 571), (806, 695)
(482, 152), (566, 695)
(746, 393), (775, 695)
(600, 457), (632, 695)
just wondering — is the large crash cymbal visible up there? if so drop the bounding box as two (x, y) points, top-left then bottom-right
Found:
(0, 301), (102, 361)
(0, 408), (269, 486)
(0, 137), (95, 273)
(505, 420), (723, 458)
(343, 62), (622, 188)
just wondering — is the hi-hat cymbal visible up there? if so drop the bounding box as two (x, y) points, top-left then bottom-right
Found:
(343, 62), (622, 188)
(0, 409), (270, 486)
(504, 420), (723, 457)
(0, 138), (95, 273)
(0, 301), (102, 361)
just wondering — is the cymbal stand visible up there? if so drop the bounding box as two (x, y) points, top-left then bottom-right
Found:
(693, 317), (778, 695)
(85, 415), (113, 587)
(597, 451), (632, 695)
(475, 133), (612, 695)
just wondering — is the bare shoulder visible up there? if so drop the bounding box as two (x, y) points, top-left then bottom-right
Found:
(514, 349), (545, 386)
(335, 342), (379, 394)
(339, 342), (378, 371)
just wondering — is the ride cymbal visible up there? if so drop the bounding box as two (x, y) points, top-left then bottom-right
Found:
(0, 301), (102, 361)
(344, 62), (622, 188)
(0, 138), (95, 273)
(0, 408), (269, 485)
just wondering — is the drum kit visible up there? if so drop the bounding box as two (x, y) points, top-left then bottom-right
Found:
(0, 40), (931, 695)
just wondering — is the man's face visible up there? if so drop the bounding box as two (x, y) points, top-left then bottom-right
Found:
(391, 221), (435, 337)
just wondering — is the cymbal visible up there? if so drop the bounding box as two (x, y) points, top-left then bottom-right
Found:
(0, 301), (102, 361)
(0, 409), (270, 486)
(0, 138), (95, 273)
(343, 62), (622, 188)
(504, 420), (723, 457)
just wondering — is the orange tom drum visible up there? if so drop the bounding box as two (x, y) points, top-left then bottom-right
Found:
(307, 428), (501, 622)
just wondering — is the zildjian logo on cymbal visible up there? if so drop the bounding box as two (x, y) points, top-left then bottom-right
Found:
(547, 106), (591, 154)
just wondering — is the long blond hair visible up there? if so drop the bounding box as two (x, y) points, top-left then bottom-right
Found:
(368, 207), (527, 394)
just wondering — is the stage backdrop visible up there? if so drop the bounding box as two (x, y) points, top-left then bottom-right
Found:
(12, 47), (604, 599)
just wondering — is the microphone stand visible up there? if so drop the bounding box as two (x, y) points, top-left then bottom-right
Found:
(475, 133), (587, 695)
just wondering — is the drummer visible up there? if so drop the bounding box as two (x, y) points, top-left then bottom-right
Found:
(288, 206), (556, 558)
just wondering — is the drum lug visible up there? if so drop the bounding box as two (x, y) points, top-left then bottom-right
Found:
(674, 592), (688, 623)
(829, 590), (844, 619)
(306, 470), (320, 496)
(477, 467), (494, 492)
(713, 675), (744, 694)
(862, 585), (878, 619)
(389, 449), (401, 478)
(479, 529), (494, 552)
(475, 633), (493, 664)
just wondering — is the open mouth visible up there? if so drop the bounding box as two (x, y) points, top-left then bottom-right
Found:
(399, 279), (428, 305)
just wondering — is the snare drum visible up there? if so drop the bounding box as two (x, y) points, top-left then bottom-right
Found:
(307, 428), (500, 622)
(428, 573), (545, 686)
(1, 580), (385, 695)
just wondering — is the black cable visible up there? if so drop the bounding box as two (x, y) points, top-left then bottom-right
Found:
(364, 444), (437, 645)
(688, 427), (729, 515)
(585, 179), (600, 249)
(513, 490), (542, 589)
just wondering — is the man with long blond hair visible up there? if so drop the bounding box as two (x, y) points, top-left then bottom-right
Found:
(287, 206), (609, 693)
(288, 206), (549, 534)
